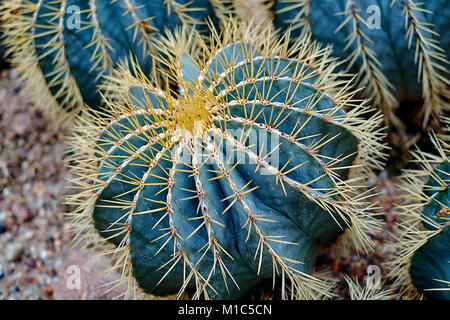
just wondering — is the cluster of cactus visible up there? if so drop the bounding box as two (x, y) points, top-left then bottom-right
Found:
(0, 0), (217, 121)
(2, 0), (448, 130)
(2, 0), (448, 128)
(386, 118), (449, 299)
(66, 20), (386, 299)
(270, 0), (450, 129)
(1, 0), (449, 301)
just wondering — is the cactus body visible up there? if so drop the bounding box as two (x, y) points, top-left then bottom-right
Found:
(1, 0), (217, 120)
(387, 119), (449, 299)
(67, 21), (385, 299)
(421, 159), (450, 228)
(409, 227), (449, 300)
(409, 149), (449, 300)
(237, 0), (450, 128)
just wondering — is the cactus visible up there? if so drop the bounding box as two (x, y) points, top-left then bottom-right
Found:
(409, 228), (450, 299)
(3, 0), (447, 129)
(386, 118), (449, 299)
(65, 19), (386, 300)
(0, 0), (217, 121)
(0, 29), (8, 70)
(227, 0), (450, 130)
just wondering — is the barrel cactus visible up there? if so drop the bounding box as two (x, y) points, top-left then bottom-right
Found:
(0, 0), (217, 121)
(227, 0), (450, 130)
(386, 118), (449, 299)
(66, 19), (386, 299)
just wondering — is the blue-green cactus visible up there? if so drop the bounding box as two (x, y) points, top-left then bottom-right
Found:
(67, 21), (385, 299)
(387, 119), (449, 300)
(422, 159), (450, 228)
(0, 0), (217, 120)
(409, 227), (449, 300)
(255, 0), (450, 128)
(409, 149), (449, 300)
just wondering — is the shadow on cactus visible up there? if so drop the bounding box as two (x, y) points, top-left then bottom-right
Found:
(65, 19), (387, 299)
(386, 118), (449, 300)
(0, 0), (217, 123)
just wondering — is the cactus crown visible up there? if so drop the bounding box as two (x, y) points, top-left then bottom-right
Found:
(66, 19), (386, 300)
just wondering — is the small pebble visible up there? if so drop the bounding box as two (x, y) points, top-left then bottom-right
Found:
(24, 257), (36, 268)
(39, 250), (48, 260)
(23, 230), (34, 240)
(4, 242), (25, 262)
(19, 209), (33, 222)
(43, 285), (54, 296)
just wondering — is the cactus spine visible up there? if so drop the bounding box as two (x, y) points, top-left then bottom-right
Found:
(344, 275), (395, 300)
(65, 19), (386, 299)
(0, 0), (217, 122)
(228, 0), (450, 129)
(3, 0), (448, 129)
(386, 118), (449, 299)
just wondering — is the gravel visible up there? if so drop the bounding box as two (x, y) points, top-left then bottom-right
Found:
(4, 242), (24, 262)
(0, 69), (70, 299)
(0, 69), (129, 300)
